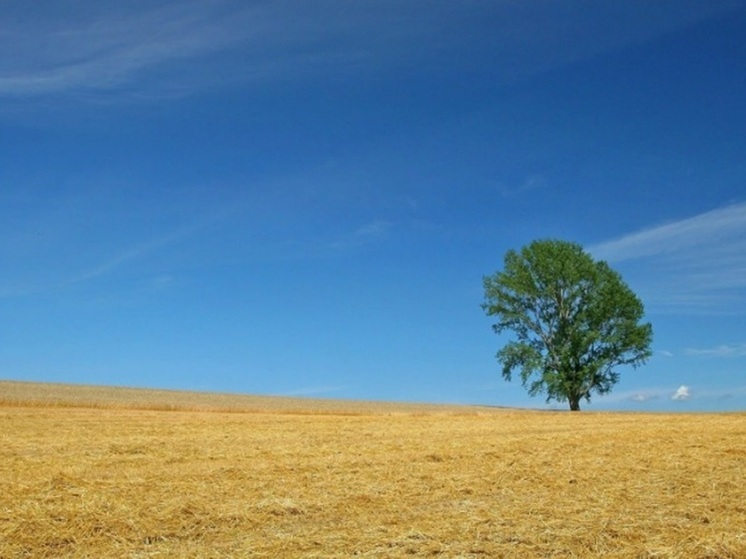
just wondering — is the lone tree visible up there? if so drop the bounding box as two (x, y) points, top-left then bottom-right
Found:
(482, 239), (652, 411)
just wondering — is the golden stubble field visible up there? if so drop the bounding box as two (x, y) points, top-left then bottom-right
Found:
(1, 381), (744, 558)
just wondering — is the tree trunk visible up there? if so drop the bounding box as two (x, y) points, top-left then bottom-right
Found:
(568, 395), (581, 411)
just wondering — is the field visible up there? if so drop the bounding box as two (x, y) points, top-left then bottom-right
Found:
(1, 381), (744, 558)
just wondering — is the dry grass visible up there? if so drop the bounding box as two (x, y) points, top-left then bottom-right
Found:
(0, 379), (487, 415)
(1, 381), (744, 558)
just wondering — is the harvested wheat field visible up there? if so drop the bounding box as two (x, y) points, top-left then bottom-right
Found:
(1, 381), (744, 558)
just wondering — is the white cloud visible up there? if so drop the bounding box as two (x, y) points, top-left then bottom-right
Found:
(685, 343), (746, 357)
(589, 202), (746, 263)
(658, 350), (675, 358)
(0, 1), (252, 96)
(1, 1), (739, 101)
(596, 387), (672, 404)
(588, 202), (746, 315)
(630, 392), (658, 402)
(599, 384), (746, 405)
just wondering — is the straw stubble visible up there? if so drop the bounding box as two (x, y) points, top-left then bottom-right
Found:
(1, 382), (744, 558)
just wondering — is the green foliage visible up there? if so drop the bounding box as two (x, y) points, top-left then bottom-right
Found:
(482, 239), (653, 411)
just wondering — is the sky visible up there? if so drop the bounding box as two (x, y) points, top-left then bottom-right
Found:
(1, 0), (745, 411)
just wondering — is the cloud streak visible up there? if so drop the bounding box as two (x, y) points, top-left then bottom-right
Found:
(70, 228), (190, 284)
(685, 343), (746, 357)
(66, 197), (251, 286)
(589, 202), (746, 263)
(2, 1), (740, 101)
(325, 220), (393, 253)
(0, 1), (251, 96)
(629, 391), (661, 403)
(588, 202), (746, 314)
(600, 384), (746, 405)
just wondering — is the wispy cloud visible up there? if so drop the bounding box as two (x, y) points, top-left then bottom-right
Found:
(327, 220), (392, 252)
(71, 229), (188, 284)
(671, 385), (691, 401)
(354, 220), (391, 239)
(589, 202), (746, 263)
(630, 391), (661, 403)
(65, 199), (243, 286)
(658, 350), (675, 358)
(0, 231), (183, 298)
(687, 385), (746, 401)
(588, 202), (746, 314)
(497, 175), (546, 197)
(0, 181), (254, 299)
(601, 384), (746, 405)
(2, 1), (739, 101)
(0, 2), (251, 97)
(685, 343), (746, 358)
(595, 387), (670, 404)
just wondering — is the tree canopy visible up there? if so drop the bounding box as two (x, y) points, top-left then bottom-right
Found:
(482, 239), (653, 411)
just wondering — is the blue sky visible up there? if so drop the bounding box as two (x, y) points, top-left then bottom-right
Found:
(2, 1), (745, 411)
